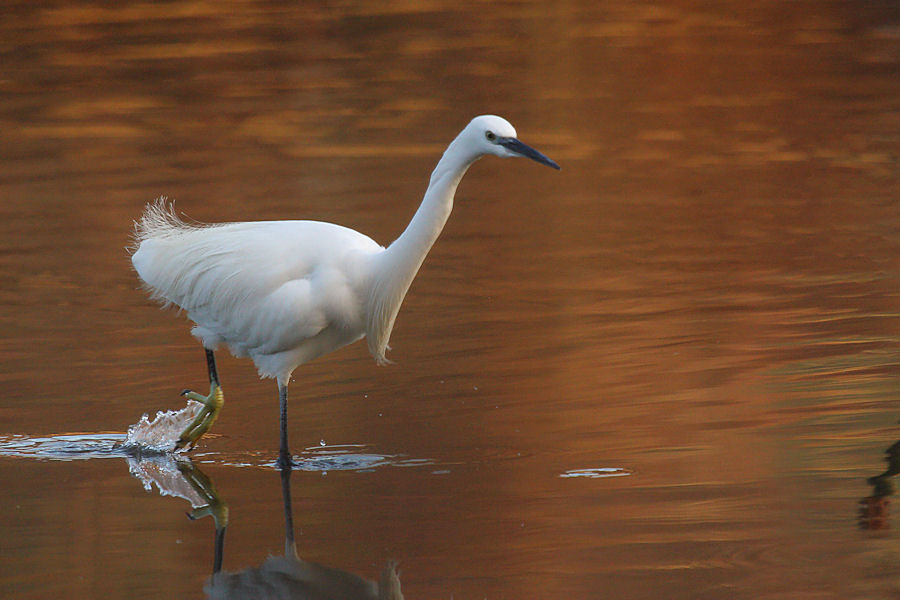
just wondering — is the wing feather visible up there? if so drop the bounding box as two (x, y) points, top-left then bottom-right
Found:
(131, 199), (382, 359)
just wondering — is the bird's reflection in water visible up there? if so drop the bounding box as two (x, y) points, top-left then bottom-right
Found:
(128, 456), (403, 599)
(859, 440), (900, 530)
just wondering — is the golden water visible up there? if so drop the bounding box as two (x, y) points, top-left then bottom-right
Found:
(1, 1), (899, 598)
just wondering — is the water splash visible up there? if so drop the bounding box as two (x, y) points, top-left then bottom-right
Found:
(122, 401), (204, 454)
(0, 401), (204, 460)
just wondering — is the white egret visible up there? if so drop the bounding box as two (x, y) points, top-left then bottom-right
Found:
(131, 115), (559, 468)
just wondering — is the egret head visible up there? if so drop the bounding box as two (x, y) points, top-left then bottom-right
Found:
(465, 115), (560, 170)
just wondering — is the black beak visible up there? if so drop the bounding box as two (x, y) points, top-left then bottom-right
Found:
(499, 137), (561, 170)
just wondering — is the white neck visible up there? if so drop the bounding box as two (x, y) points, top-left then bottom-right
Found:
(365, 133), (479, 363)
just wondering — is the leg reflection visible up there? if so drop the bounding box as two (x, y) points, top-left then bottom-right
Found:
(176, 461), (228, 573)
(202, 465), (404, 599)
(281, 464), (297, 558)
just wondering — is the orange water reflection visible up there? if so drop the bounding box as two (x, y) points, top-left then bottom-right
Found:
(1, 1), (899, 599)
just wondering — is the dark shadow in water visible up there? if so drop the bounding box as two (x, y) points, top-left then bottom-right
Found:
(859, 439), (900, 531)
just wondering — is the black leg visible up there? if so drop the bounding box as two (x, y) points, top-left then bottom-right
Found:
(205, 348), (220, 386)
(277, 383), (293, 470)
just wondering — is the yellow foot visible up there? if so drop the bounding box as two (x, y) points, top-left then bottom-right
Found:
(177, 462), (229, 530)
(176, 382), (224, 451)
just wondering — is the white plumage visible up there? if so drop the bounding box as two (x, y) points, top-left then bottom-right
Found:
(133, 208), (384, 379)
(131, 115), (559, 466)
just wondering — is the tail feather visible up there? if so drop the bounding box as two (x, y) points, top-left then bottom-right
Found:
(130, 197), (198, 252)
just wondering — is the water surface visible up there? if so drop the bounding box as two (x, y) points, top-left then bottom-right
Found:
(1, 1), (899, 598)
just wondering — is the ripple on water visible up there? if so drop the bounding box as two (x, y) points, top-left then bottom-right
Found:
(280, 445), (435, 472)
(0, 432), (127, 460)
(0, 432), (434, 473)
(559, 467), (632, 479)
(0, 398), (434, 471)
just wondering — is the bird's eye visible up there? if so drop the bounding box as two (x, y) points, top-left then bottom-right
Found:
(485, 131), (496, 142)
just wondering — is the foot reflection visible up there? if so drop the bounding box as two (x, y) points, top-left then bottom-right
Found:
(126, 453), (228, 572)
(128, 454), (404, 599)
(859, 440), (900, 530)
